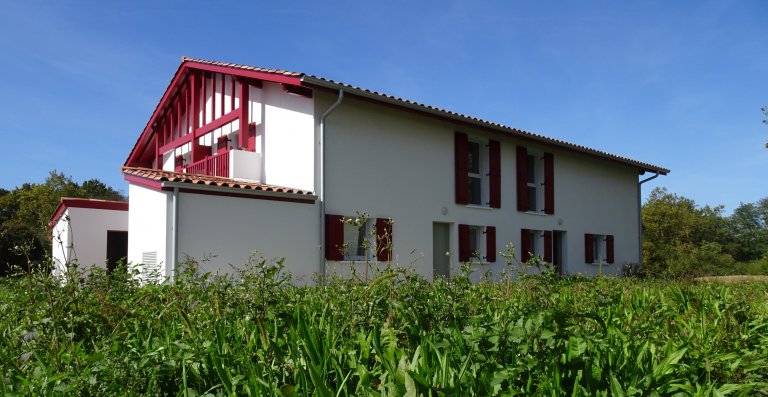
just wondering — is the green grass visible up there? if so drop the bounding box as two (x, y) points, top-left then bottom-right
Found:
(1, 260), (767, 396)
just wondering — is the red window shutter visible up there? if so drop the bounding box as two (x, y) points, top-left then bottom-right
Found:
(217, 136), (229, 154)
(543, 230), (553, 263)
(544, 153), (554, 215)
(324, 214), (344, 261)
(516, 146), (528, 211)
(489, 140), (501, 208)
(376, 218), (393, 262)
(458, 224), (470, 262)
(521, 228), (532, 262)
(455, 132), (469, 205)
(175, 155), (184, 172)
(485, 226), (496, 262)
(606, 234), (615, 264)
(584, 234), (594, 263)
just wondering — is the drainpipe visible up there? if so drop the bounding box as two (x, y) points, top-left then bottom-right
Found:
(318, 89), (344, 279)
(637, 172), (659, 268)
(170, 187), (179, 284)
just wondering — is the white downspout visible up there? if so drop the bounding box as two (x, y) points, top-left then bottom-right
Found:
(170, 186), (179, 283)
(318, 89), (344, 279)
(637, 172), (659, 268)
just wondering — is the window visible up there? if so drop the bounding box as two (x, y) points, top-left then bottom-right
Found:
(325, 214), (393, 262)
(468, 141), (483, 205)
(521, 229), (553, 263)
(585, 234), (614, 264)
(455, 132), (501, 208)
(458, 224), (496, 263)
(343, 218), (371, 261)
(516, 147), (554, 214)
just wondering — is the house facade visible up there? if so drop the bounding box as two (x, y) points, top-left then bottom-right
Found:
(119, 57), (667, 282)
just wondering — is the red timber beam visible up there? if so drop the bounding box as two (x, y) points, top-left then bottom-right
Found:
(190, 72), (200, 164)
(238, 77), (249, 150)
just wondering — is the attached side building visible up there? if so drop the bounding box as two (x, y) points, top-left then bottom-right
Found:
(49, 198), (129, 277)
(122, 57), (669, 281)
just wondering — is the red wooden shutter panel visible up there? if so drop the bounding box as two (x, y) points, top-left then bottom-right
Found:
(489, 140), (501, 208)
(324, 214), (344, 261)
(485, 226), (496, 262)
(175, 155), (184, 172)
(455, 132), (469, 205)
(217, 136), (229, 154)
(606, 234), (615, 264)
(544, 153), (554, 214)
(458, 224), (470, 262)
(521, 228), (532, 262)
(376, 218), (393, 262)
(543, 230), (553, 263)
(516, 146), (528, 211)
(584, 234), (594, 263)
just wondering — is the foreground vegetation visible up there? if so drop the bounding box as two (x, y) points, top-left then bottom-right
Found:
(1, 261), (767, 396)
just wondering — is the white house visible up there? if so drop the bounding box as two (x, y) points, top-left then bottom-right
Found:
(116, 57), (669, 282)
(49, 198), (128, 277)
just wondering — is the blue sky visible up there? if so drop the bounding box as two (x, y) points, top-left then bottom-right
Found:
(0, 0), (766, 213)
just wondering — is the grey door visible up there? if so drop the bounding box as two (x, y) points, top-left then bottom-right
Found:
(433, 222), (450, 279)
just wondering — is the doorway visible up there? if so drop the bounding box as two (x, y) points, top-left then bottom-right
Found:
(553, 230), (566, 275)
(432, 222), (450, 279)
(106, 230), (128, 273)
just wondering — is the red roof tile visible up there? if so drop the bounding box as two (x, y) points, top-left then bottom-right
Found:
(122, 166), (313, 195)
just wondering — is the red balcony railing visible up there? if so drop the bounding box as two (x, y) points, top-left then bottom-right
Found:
(185, 150), (230, 178)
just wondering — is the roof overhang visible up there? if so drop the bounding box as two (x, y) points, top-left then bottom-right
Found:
(48, 198), (128, 228)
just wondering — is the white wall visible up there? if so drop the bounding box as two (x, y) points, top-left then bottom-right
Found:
(51, 206), (128, 275)
(320, 91), (641, 280)
(259, 82), (315, 192)
(127, 184), (171, 281)
(175, 191), (320, 283)
(51, 209), (72, 278)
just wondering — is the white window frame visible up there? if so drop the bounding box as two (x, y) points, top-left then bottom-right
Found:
(468, 225), (486, 261)
(525, 151), (545, 213)
(467, 138), (489, 207)
(343, 218), (373, 262)
(591, 234), (607, 264)
(525, 229), (546, 258)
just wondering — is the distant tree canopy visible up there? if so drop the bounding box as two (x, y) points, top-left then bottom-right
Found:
(0, 171), (125, 276)
(642, 187), (768, 277)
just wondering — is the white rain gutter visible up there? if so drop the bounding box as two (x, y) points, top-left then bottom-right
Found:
(170, 186), (179, 284)
(317, 89), (344, 279)
(637, 172), (660, 268)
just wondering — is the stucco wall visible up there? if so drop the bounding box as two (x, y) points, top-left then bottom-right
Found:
(319, 91), (640, 279)
(175, 191), (320, 283)
(51, 206), (128, 274)
(127, 184), (171, 281)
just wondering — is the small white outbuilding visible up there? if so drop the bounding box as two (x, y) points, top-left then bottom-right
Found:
(49, 198), (128, 277)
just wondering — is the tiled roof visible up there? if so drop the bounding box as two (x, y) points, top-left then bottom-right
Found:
(161, 58), (670, 175)
(181, 56), (303, 77)
(122, 166), (314, 195)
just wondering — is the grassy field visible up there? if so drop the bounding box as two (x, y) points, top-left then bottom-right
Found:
(1, 260), (767, 396)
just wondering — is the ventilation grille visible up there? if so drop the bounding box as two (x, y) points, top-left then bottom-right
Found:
(141, 251), (160, 281)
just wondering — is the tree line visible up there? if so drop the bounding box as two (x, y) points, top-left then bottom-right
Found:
(0, 171), (124, 276)
(642, 187), (768, 277)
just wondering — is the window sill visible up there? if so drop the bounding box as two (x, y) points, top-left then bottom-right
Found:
(524, 211), (548, 216)
(587, 262), (613, 266)
(465, 204), (493, 210)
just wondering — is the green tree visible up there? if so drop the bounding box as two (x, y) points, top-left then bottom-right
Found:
(642, 187), (732, 276)
(728, 200), (768, 261)
(0, 171), (125, 275)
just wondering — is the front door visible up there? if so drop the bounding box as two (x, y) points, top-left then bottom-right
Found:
(433, 222), (450, 279)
